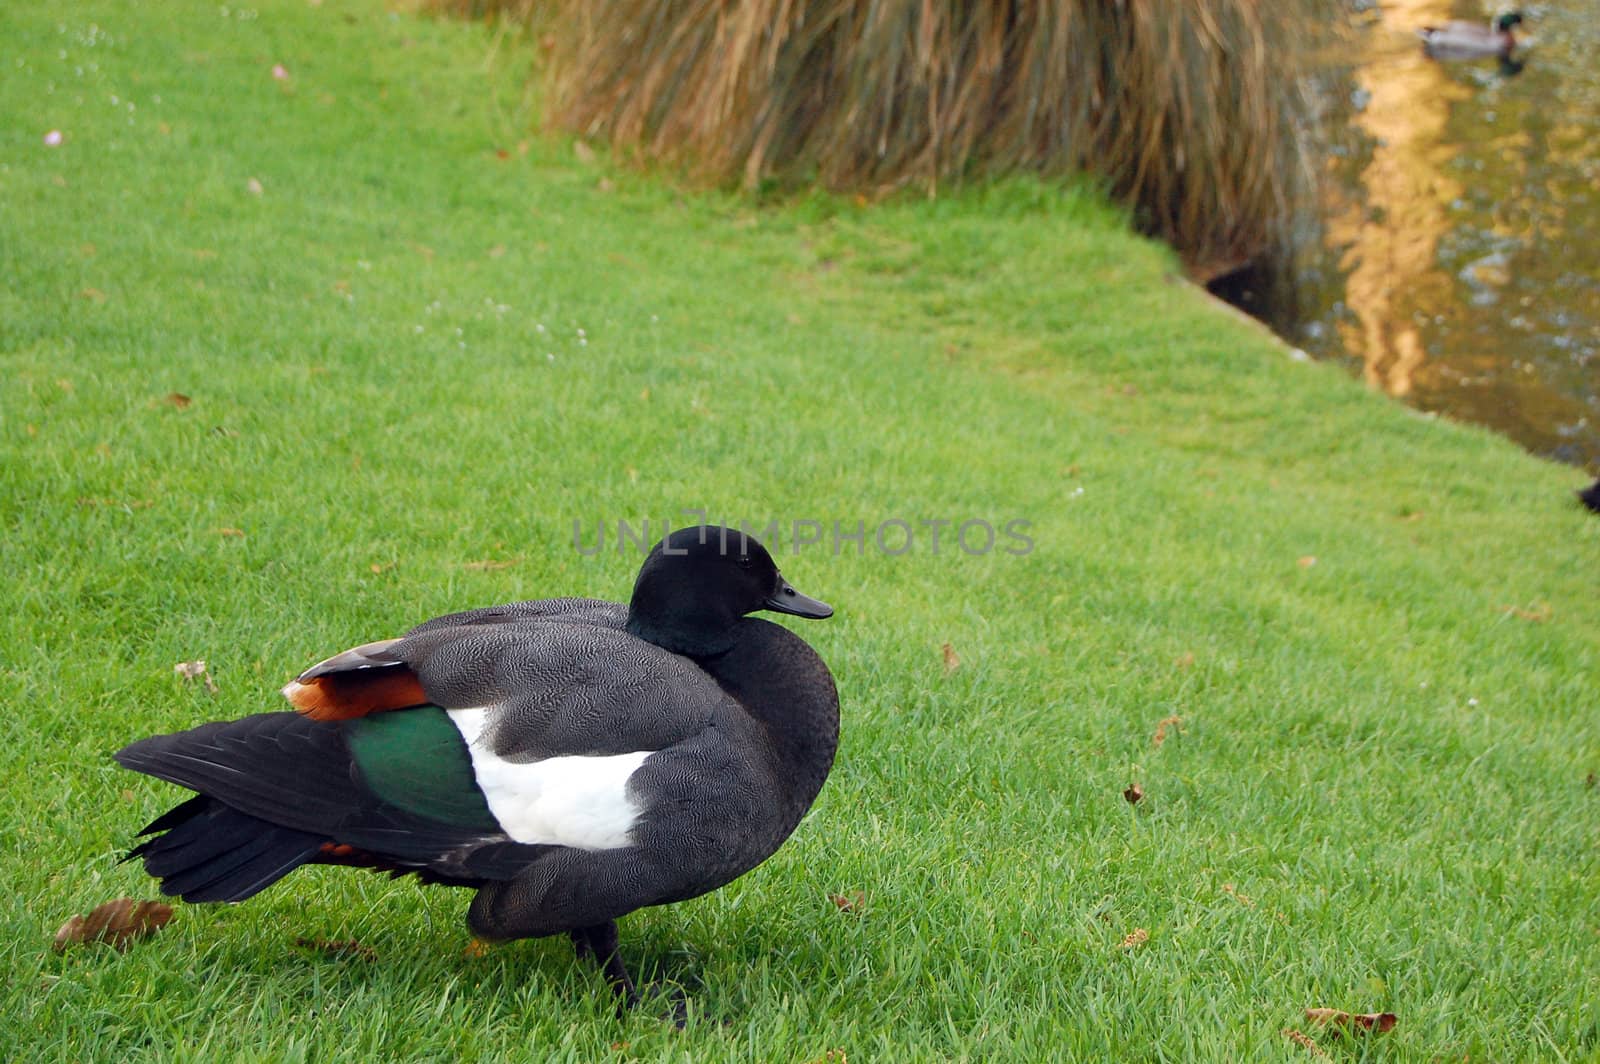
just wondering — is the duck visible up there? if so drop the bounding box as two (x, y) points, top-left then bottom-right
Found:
(1579, 476), (1600, 514)
(116, 525), (839, 1012)
(1417, 12), (1523, 61)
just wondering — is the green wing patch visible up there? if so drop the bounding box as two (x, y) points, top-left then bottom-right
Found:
(344, 708), (500, 832)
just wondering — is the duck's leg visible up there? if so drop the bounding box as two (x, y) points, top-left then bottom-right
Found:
(572, 921), (639, 1011)
(469, 864), (681, 1021)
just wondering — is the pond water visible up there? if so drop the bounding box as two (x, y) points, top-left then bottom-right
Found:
(1221, 0), (1600, 471)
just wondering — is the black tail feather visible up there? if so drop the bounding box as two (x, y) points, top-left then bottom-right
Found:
(128, 796), (325, 904)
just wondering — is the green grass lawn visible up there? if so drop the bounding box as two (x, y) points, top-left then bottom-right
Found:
(3, 2), (1598, 1060)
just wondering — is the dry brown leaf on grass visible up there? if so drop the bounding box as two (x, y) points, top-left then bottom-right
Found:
(294, 936), (377, 962)
(164, 392), (192, 408)
(1501, 603), (1552, 623)
(462, 938), (491, 959)
(174, 660), (219, 694)
(1152, 715), (1184, 747)
(1305, 1007), (1396, 1032)
(1123, 783), (1144, 805)
(1222, 883), (1254, 907)
(215, 527), (245, 538)
(461, 558), (518, 571)
(1281, 1028), (1327, 1057)
(828, 891), (866, 913)
(1118, 927), (1149, 949)
(54, 898), (172, 952)
(1297, 555), (1317, 568)
(941, 643), (960, 674)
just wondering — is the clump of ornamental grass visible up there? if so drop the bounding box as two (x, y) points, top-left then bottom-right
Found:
(522, 0), (1324, 275)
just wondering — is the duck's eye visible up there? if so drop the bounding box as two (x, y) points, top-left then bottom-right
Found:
(737, 555), (753, 570)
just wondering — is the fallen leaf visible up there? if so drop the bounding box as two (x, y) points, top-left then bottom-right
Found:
(1152, 715), (1184, 747)
(1118, 927), (1149, 949)
(461, 559), (517, 572)
(829, 891), (865, 913)
(941, 643), (960, 674)
(463, 938), (490, 959)
(294, 936), (376, 962)
(164, 392), (192, 408)
(1304, 1008), (1396, 1033)
(1297, 555), (1317, 568)
(1123, 784), (1143, 805)
(1174, 651), (1195, 669)
(369, 562), (394, 574)
(174, 660), (219, 694)
(1500, 603), (1551, 623)
(1281, 1028), (1327, 1057)
(1222, 883), (1254, 907)
(1586, 772), (1596, 789)
(246, 177), (263, 195)
(54, 898), (172, 952)
(216, 527), (245, 538)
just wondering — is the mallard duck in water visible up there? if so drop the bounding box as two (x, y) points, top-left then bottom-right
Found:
(1417, 12), (1522, 61)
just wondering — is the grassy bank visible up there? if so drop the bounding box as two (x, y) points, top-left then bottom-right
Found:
(2, 1), (1597, 1060)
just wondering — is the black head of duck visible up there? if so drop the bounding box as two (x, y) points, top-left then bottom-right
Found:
(115, 524), (840, 1016)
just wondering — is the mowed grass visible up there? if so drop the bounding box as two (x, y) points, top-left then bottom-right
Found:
(2, 2), (1597, 1060)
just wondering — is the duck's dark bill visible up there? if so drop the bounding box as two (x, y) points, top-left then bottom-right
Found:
(764, 580), (833, 619)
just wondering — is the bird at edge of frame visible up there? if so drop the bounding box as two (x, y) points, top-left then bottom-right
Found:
(1578, 476), (1600, 514)
(1417, 11), (1526, 74)
(114, 525), (840, 1023)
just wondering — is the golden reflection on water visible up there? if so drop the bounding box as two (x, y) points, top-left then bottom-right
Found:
(1324, 0), (1466, 398)
(1292, 1), (1600, 467)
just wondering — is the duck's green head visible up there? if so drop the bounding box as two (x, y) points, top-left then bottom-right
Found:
(1495, 12), (1524, 31)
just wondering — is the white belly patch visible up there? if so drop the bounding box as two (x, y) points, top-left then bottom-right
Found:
(446, 707), (651, 850)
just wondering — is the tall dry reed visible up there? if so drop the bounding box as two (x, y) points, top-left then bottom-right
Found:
(463, 1), (1326, 273)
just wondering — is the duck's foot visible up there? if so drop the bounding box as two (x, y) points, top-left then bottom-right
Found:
(569, 924), (693, 1027)
(640, 982), (690, 1029)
